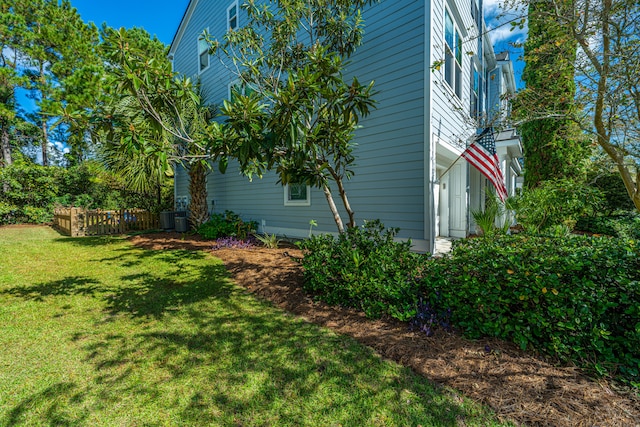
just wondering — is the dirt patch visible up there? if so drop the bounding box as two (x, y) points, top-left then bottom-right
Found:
(129, 232), (640, 427)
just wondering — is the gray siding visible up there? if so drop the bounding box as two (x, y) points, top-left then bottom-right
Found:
(171, 0), (428, 240)
(430, 0), (480, 148)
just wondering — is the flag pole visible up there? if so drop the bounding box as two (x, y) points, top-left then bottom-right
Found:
(438, 155), (464, 181)
(438, 128), (490, 181)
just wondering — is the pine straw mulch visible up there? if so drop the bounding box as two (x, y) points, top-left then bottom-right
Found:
(128, 232), (640, 427)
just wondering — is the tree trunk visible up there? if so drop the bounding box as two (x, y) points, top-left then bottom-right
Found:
(188, 161), (209, 228)
(41, 118), (49, 166)
(1, 123), (11, 167)
(322, 183), (345, 233)
(329, 169), (356, 228)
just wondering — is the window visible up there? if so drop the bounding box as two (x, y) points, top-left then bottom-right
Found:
(471, 0), (480, 27)
(444, 9), (463, 98)
(470, 61), (480, 118)
(227, 1), (238, 31)
(284, 183), (311, 206)
(198, 32), (209, 72)
(228, 79), (256, 101)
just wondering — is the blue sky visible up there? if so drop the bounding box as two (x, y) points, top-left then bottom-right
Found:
(484, 0), (527, 88)
(70, 0), (190, 45)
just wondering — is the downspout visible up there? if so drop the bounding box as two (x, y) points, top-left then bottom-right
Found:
(424, 0), (435, 253)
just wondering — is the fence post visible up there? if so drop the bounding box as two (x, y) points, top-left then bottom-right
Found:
(70, 207), (78, 237)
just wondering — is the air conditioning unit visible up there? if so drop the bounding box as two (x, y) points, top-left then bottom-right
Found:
(159, 211), (176, 230)
(159, 211), (188, 230)
(175, 216), (188, 233)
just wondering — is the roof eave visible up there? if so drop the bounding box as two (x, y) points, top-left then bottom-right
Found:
(168, 0), (197, 59)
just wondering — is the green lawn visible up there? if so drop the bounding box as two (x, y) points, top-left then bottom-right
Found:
(0, 226), (508, 426)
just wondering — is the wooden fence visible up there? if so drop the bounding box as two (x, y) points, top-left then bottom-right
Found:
(53, 207), (159, 237)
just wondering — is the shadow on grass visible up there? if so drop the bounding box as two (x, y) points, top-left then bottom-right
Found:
(2, 238), (501, 426)
(5, 382), (87, 427)
(77, 300), (481, 426)
(2, 276), (102, 301)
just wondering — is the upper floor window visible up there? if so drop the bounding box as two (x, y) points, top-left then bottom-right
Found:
(228, 1), (238, 31)
(471, 0), (480, 27)
(470, 61), (480, 119)
(444, 9), (463, 98)
(198, 31), (209, 73)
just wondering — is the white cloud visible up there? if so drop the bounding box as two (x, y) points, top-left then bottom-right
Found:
(483, 0), (528, 47)
(49, 140), (70, 155)
(487, 22), (528, 45)
(483, 0), (503, 17)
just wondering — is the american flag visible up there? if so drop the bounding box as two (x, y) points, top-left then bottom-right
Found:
(461, 128), (508, 202)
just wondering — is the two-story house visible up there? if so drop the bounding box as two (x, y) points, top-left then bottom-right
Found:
(169, 0), (522, 252)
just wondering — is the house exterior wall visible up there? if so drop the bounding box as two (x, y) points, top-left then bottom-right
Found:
(169, 0), (519, 252)
(171, 0), (431, 249)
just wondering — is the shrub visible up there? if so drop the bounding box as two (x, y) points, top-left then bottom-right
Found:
(575, 213), (640, 240)
(421, 234), (640, 385)
(589, 171), (636, 214)
(298, 220), (424, 320)
(197, 210), (257, 240)
(513, 179), (604, 233)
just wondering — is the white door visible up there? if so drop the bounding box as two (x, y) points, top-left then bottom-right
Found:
(438, 172), (449, 237)
(449, 163), (466, 238)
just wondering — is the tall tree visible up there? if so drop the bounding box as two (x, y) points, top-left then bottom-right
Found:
(516, 0), (590, 188)
(0, 0), (29, 167)
(211, 0), (376, 233)
(509, 0), (640, 211)
(5, 0), (101, 166)
(97, 27), (219, 227)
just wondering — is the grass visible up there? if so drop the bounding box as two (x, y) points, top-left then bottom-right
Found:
(0, 226), (510, 426)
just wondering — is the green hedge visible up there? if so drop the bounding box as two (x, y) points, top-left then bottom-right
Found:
(298, 220), (423, 320)
(422, 235), (640, 385)
(299, 225), (640, 386)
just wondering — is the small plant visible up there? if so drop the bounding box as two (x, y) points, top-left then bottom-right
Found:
(211, 236), (257, 250)
(308, 219), (318, 237)
(409, 296), (452, 337)
(254, 232), (281, 249)
(197, 210), (258, 240)
(471, 192), (512, 236)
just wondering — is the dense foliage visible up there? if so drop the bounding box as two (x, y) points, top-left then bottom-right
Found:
(589, 170), (637, 214)
(299, 218), (640, 387)
(298, 220), (423, 320)
(0, 160), (58, 223)
(0, 158), (173, 225)
(575, 213), (640, 240)
(517, 0), (590, 187)
(197, 210), (258, 240)
(422, 235), (640, 386)
(512, 178), (604, 233)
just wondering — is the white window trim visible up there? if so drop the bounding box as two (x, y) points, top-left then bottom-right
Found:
(443, 8), (463, 99)
(284, 184), (311, 206)
(228, 79), (238, 100)
(227, 1), (239, 31)
(197, 28), (210, 74)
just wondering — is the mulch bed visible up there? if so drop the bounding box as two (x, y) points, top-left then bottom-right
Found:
(129, 232), (640, 427)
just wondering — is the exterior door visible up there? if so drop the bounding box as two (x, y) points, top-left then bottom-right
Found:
(449, 163), (466, 238)
(438, 172), (449, 237)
